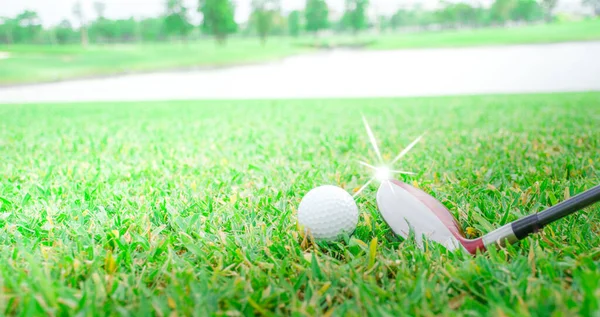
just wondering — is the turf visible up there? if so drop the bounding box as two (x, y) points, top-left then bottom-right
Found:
(0, 92), (599, 316)
(0, 39), (307, 85)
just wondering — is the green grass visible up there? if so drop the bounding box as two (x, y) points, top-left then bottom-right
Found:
(1, 19), (599, 86)
(1, 92), (599, 315)
(0, 38), (308, 85)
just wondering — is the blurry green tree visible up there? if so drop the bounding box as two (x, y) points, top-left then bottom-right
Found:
(73, 1), (89, 47)
(540, 0), (558, 21)
(511, 0), (544, 22)
(437, 2), (486, 28)
(165, 0), (194, 42)
(305, 0), (329, 34)
(490, 0), (518, 24)
(140, 18), (168, 42)
(416, 7), (438, 29)
(198, 0), (238, 45)
(14, 11), (42, 43)
(54, 19), (79, 44)
(0, 17), (16, 44)
(0, 0), (587, 45)
(378, 15), (390, 32)
(91, 18), (139, 43)
(92, 1), (110, 42)
(288, 10), (302, 37)
(345, 0), (547, 33)
(454, 3), (480, 27)
(331, 15), (346, 32)
(251, 0), (281, 45)
(342, 0), (369, 35)
(389, 10), (413, 30)
(389, 12), (400, 30)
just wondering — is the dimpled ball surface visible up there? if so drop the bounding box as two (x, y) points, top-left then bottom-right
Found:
(298, 185), (359, 241)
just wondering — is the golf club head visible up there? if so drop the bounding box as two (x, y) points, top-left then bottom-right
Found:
(376, 179), (484, 253)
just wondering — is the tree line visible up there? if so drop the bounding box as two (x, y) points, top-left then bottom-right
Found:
(1, 0), (598, 46)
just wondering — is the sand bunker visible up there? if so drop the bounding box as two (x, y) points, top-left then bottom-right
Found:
(0, 52), (10, 60)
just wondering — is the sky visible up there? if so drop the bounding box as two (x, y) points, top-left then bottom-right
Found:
(1, 0), (589, 27)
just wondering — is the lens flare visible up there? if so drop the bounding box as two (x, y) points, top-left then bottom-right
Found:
(353, 115), (424, 198)
(375, 166), (392, 182)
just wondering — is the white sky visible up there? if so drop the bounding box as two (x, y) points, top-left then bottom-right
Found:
(0, 0), (589, 27)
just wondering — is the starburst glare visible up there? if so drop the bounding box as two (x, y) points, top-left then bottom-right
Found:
(353, 115), (424, 198)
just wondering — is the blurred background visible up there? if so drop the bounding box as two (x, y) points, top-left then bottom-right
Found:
(0, 0), (599, 102)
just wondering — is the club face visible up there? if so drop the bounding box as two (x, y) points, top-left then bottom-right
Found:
(375, 180), (467, 252)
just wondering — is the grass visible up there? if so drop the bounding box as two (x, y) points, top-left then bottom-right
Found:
(0, 92), (599, 315)
(0, 38), (308, 85)
(1, 19), (599, 85)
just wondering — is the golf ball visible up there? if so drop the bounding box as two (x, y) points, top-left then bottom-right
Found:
(297, 185), (359, 241)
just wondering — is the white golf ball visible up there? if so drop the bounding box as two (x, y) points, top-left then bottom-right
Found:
(297, 185), (359, 241)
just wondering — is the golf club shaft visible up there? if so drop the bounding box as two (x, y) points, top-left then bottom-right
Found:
(511, 184), (600, 240)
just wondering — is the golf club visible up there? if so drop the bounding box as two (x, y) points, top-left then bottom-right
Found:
(376, 179), (600, 254)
